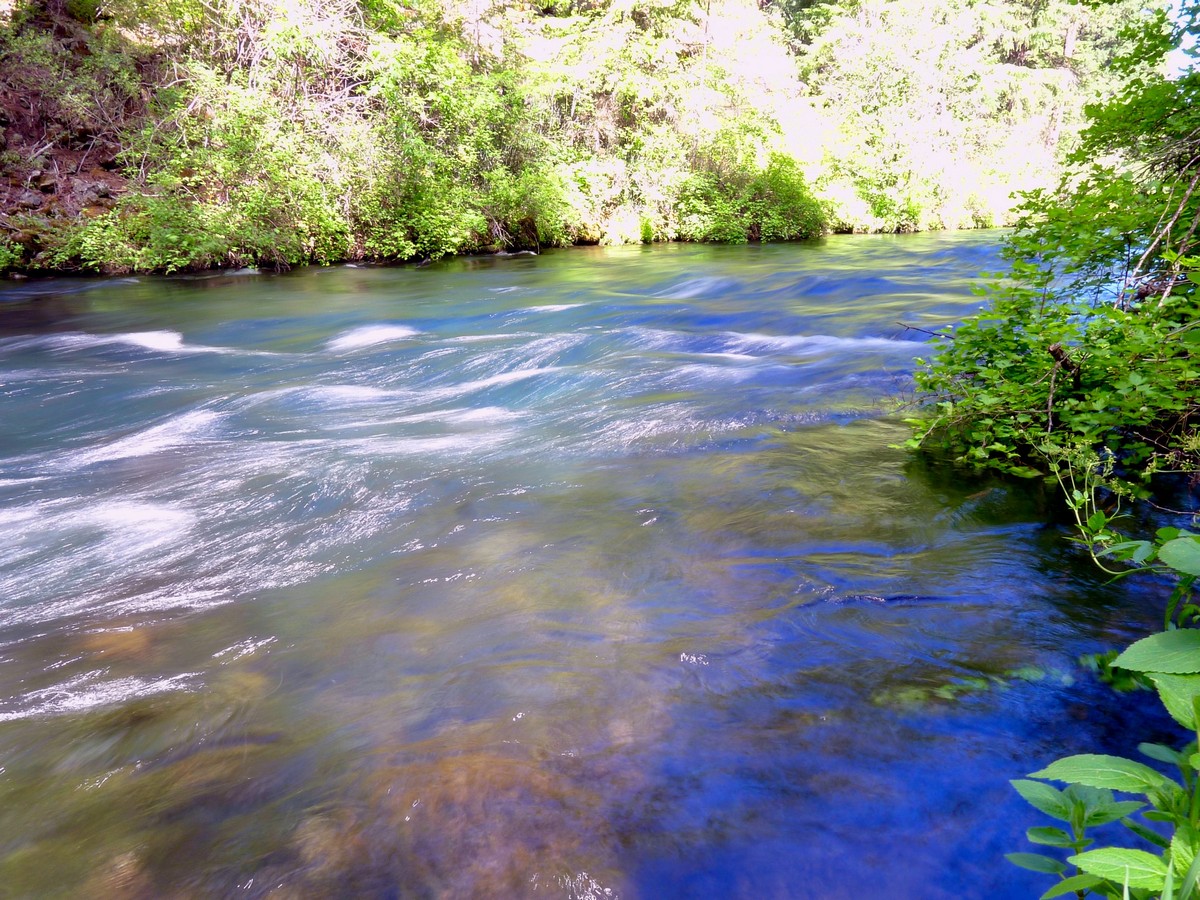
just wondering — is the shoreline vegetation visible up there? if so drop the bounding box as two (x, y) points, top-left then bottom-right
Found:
(0, 0), (1155, 277)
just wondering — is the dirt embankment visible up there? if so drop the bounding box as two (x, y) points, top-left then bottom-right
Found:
(0, 4), (150, 272)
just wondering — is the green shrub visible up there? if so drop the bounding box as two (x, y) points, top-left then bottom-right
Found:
(748, 153), (828, 240)
(907, 12), (1200, 487)
(482, 166), (575, 250)
(675, 172), (748, 243)
(0, 239), (20, 273)
(674, 152), (827, 243)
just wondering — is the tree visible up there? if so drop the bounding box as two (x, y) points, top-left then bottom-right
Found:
(907, 0), (1200, 492)
(794, 0), (1155, 231)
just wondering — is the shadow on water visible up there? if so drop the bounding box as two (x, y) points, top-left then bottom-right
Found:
(0, 232), (1180, 898)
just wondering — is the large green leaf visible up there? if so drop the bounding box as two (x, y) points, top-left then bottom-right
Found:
(1031, 755), (1172, 793)
(1114, 631), (1200, 675)
(1068, 848), (1168, 890)
(1160, 538), (1200, 577)
(1013, 779), (1072, 821)
(1150, 673), (1200, 730)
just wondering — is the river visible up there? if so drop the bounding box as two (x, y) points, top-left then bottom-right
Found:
(0, 233), (1175, 898)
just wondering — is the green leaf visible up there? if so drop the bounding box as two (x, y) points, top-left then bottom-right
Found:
(1010, 466), (1045, 478)
(1085, 800), (1146, 827)
(1103, 541), (1154, 564)
(1040, 873), (1104, 899)
(1123, 817), (1171, 849)
(1180, 846), (1200, 900)
(1028, 826), (1076, 848)
(1149, 673), (1200, 729)
(1031, 755), (1173, 793)
(1114, 632), (1200, 675)
(1172, 823), (1200, 877)
(1068, 848), (1168, 891)
(1014, 779), (1073, 821)
(1160, 539), (1200, 577)
(1008, 852), (1069, 875)
(1140, 743), (1185, 766)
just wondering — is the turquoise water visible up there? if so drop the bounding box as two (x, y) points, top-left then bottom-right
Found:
(0, 234), (1173, 897)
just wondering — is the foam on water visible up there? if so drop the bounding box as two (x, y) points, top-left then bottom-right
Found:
(326, 324), (421, 352)
(0, 670), (198, 722)
(0, 499), (197, 614)
(726, 331), (925, 355)
(114, 331), (188, 352)
(86, 502), (197, 553)
(524, 303), (586, 312)
(441, 406), (521, 424)
(445, 366), (565, 395)
(1, 330), (231, 355)
(623, 326), (686, 350)
(464, 333), (587, 369)
(0, 476), (48, 488)
(0, 502), (50, 527)
(673, 363), (759, 383)
(303, 385), (411, 405)
(346, 431), (516, 458)
(393, 406), (519, 425)
(212, 636), (277, 662)
(66, 410), (223, 466)
(655, 276), (739, 299)
(445, 332), (539, 344)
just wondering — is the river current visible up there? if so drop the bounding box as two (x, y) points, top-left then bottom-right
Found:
(0, 234), (1174, 897)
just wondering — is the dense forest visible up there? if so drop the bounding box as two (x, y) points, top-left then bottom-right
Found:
(0, 0), (1159, 274)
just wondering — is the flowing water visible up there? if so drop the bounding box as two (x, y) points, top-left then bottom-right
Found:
(0, 233), (1178, 898)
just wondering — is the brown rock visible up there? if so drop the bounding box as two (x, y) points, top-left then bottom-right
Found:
(80, 627), (154, 661)
(78, 851), (156, 900)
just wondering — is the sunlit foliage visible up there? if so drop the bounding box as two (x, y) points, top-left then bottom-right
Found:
(793, 0), (1157, 231)
(0, 0), (1164, 272)
(908, 2), (1200, 490)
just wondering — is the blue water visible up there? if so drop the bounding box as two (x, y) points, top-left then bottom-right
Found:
(0, 234), (1175, 898)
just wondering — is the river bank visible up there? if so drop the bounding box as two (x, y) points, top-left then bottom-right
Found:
(1, 0), (1136, 278)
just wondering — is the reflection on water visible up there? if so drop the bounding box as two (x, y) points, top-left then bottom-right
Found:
(0, 235), (1175, 897)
